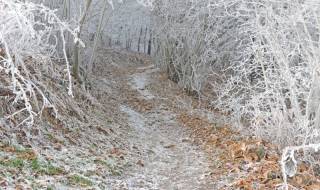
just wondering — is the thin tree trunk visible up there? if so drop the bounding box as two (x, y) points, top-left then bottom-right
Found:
(144, 26), (147, 53)
(86, 0), (108, 80)
(137, 27), (143, 52)
(148, 30), (152, 55)
(72, 0), (92, 83)
(62, 0), (71, 57)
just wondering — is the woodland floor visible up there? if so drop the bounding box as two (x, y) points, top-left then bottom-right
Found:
(0, 50), (319, 189)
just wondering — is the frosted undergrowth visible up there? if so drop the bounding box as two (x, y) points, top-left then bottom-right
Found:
(152, 0), (320, 143)
(0, 0), (80, 128)
(151, 0), (320, 187)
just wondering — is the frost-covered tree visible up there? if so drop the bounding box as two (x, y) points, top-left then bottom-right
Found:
(151, 0), (213, 95)
(0, 0), (79, 127)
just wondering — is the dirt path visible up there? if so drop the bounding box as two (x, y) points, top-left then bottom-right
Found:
(106, 61), (215, 189)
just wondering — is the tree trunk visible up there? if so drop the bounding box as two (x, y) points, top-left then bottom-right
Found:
(147, 30), (152, 55)
(72, 0), (92, 83)
(87, 0), (108, 79)
(137, 27), (143, 52)
(143, 26), (147, 53)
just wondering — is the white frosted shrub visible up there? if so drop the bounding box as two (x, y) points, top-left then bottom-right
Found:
(152, 0), (212, 94)
(0, 0), (78, 128)
(153, 0), (320, 146)
(152, 0), (320, 187)
(211, 0), (320, 147)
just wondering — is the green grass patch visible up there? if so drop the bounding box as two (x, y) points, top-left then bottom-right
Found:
(31, 159), (64, 175)
(0, 158), (24, 169)
(31, 159), (41, 171)
(68, 174), (93, 187)
(0, 156), (63, 176)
